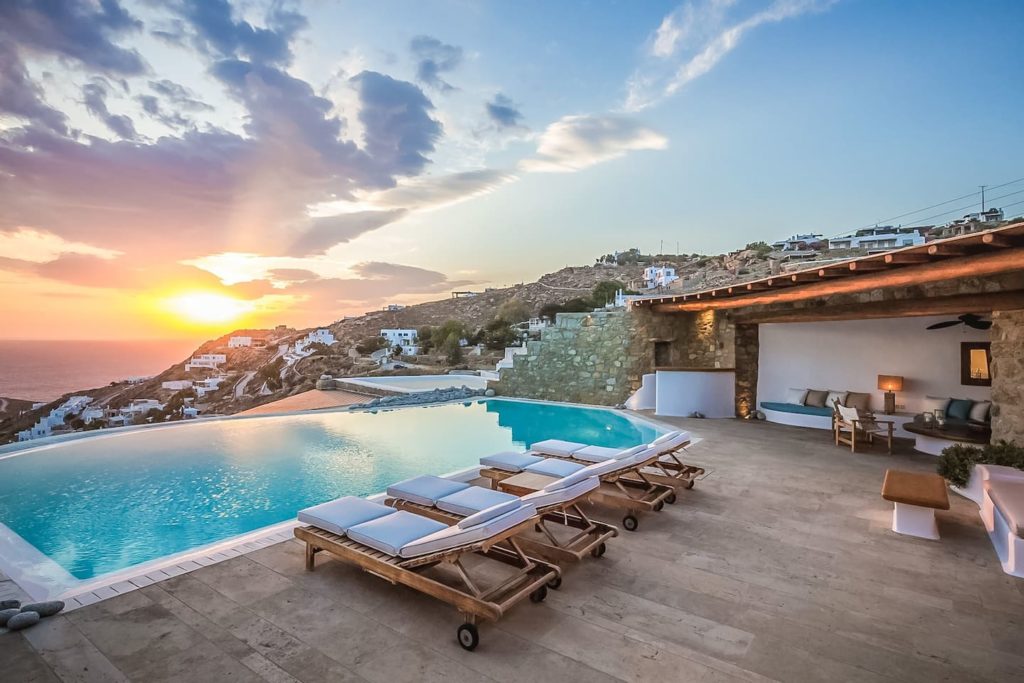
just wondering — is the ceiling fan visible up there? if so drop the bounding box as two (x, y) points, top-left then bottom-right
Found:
(926, 314), (992, 331)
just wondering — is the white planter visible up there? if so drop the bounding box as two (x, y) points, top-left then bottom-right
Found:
(950, 466), (984, 506)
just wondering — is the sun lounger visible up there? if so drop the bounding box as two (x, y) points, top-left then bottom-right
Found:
(385, 474), (617, 565)
(532, 430), (704, 491)
(479, 447), (674, 531)
(295, 495), (560, 650)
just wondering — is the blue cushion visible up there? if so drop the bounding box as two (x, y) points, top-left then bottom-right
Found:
(437, 486), (519, 516)
(760, 401), (834, 417)
(525, 458), (586, 478)
(479, 451), (544, 472)
(347, 510), (448, 556)
(387, 475), (470, 506)
(946, 398), (973, 421)
(297, 496), (396, 536)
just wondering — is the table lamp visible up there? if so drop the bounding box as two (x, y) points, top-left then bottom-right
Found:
(877, 375), (903, 414)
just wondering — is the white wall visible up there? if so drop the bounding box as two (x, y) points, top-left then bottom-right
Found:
(758, 316), (990, 413)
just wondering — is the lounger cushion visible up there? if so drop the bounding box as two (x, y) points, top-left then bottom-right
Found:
(651, 431), (690, 452)
(571, 445), (621, 462)
(986, 480), (1024, 536)
(436, 486), (518, 516)
(521, 476), (599, 508)
(525, 458), (586, 478)
(387, 475), (470, 506)
(531, 439), (586, 457)
(399, 504), (537, 558)
(347, 510), (449, 556)
(479, 451), (544, 472)
(652, 430), (683, 445)
(457, 499), (525, 529)
(542, 458), (624, 491)
(297, 496), (396, 536)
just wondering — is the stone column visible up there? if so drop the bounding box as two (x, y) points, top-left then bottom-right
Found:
(990, 309), (1024, 444)
(734, 323), (758, 418)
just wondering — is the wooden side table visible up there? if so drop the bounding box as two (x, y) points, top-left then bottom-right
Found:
(496, 471), (560, 497)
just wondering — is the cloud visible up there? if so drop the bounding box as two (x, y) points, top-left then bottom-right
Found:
(0, 227), (121, 263)
(268, 268), (319, 282)
(172, 0), (307, 66)
(353, 169), (518, 212)
(485, 94), (525, 129)
(520, 115), (667, 173)
(409, 35), (463, 92)
(82, 80), (138, 140)
(286, 209), (408, 257)
(148, 79), (213, 111)
(286, 261), (478, 308)
(0, 41), (69, 135)
(352, 71), (443, 180)
(0, 0), (146, 75)
(625, 0), (834, 111)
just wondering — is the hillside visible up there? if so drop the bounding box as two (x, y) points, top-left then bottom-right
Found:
(0, 244), (863, 444)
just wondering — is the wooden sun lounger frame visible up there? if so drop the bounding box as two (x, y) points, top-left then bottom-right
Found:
(295, 518), (559, 650)
(478, 467), (674, 531)
(385, 495), (618, 565)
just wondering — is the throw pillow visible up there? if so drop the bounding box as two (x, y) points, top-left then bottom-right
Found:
(922, 396), (951, 415)
(969, 401), (991, 422)
(784, 388), (808, 405)
(845, 392), (871, 412)
(826, 390), (848, 408)
(947, 398), (973, 421)
(804, 389), (828, 407)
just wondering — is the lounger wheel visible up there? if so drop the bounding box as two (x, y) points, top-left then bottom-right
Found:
(591, 542), (607, 558)
(546, 575), (562, 589)
(530, 586), (548, 603)
(685, 479), (695, 490)
(457, 623), (480, 651)
(666, 492), (677, 505)
(622, 515), (639, 532)
(654, 500), (665, 512)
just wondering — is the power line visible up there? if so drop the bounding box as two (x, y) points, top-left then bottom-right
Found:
(907, 187), (1024, 226)
(826, 175), (1024, 239)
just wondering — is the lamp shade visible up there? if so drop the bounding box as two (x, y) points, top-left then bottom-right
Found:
(877, 374), (904, 391)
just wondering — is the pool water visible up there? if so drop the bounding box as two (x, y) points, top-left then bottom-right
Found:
(0, 399), (660, 582)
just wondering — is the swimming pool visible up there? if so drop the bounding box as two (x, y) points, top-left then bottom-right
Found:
(0, 398), (661, 596)
(338, 374), (491, 393)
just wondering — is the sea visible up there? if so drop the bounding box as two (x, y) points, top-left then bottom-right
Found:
(0, 340), (202, 402)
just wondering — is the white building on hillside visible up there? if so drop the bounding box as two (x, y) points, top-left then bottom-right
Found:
(829, 226), (926, 251)
(771, 233), (824, 251)
(643, 266), (679, 290)
(380, 328), (419, 355)
(194, 376), (225, 398)
(185, 353), (227, 371)
(17, 395), (93, 441)
(162, 379), (194, 391)
(228, 336), (252, 348)
(294, 328), (336, 354)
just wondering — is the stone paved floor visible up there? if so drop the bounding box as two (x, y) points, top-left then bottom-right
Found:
(2, 416), (1023, 682)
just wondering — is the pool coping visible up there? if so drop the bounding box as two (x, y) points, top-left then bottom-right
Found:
(0, 397), (677, 610)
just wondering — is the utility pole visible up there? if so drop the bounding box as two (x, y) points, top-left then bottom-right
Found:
(980, 185), (987, 212)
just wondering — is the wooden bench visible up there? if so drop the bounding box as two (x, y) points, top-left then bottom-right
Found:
(881, 470), (949, 540)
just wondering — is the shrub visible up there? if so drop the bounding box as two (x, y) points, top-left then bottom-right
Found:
(442, 332), (463, 365)
(937, 440), (1024, 488)
(355, 336), (388, 354)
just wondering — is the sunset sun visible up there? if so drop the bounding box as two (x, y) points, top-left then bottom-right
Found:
(164, 292), (252, 325)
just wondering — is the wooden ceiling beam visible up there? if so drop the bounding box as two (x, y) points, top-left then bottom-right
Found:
(733, 290), (1024, 324)
(649, 247), (1024, 314)
(884, 252), (931, 264)
(982, 233), (1013, 247)
(928, 244), (968, 257)
(849, 260), (888, 272)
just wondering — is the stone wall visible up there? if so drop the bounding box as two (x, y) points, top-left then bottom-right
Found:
(990, 309), (1024, 444)
(492, 311), (643, 405)
(734, 324), (758, 417)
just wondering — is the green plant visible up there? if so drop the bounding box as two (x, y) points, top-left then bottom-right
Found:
(937, 440), (1024, 488)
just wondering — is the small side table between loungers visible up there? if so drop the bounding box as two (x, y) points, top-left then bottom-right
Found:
(881, 469), (950, 540)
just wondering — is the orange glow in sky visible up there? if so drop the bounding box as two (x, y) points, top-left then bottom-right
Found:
(162, 292), (255, 326)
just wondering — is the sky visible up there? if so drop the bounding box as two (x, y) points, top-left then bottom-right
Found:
(1, 0), (1022, 340)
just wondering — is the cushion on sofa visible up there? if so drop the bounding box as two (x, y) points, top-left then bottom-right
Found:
(760, 401), (834, 417)
(969, 401), (992, 422)
(845, 392), (871, 412)
(825, 391), (848, 409)
(922, 396), (951, 415)
(947, 398), (974, 421)
(985, 480), (1024, 536)
(804, 389), (828, 407)
(784, 388), (808, 405)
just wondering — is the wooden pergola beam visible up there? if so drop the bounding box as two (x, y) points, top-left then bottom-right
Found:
(884, 252), (931, 264)
(649, 247), (1024, 314)
(849, 260), (888, 272)
(733, 290), (1024, 324)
